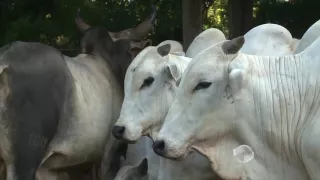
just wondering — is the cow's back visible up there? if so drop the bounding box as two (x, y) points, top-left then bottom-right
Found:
(0, 41), (72, 180)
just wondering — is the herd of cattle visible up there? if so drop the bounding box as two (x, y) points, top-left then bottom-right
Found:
(0, 5), (319, 180)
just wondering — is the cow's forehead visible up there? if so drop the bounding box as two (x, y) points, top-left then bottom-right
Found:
(131, 48), (166, 73)
(187, 49), (220, 73)
(128, 47), (155, 71)
(125, 47), (165, 90)
(181, 48), (226, 88)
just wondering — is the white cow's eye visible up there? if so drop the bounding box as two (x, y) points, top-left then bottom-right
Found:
(140, 77), (154, 89)
(193, 81), (212, 92)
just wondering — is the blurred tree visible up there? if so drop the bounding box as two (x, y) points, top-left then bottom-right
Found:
(1, 0), (320, 56)
(228, 0), (253, 38)
(203, 0), (228, 36)
(182, 0), (203, 50)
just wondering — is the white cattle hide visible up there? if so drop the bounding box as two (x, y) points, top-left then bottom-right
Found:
(115, 44), (220, 180)
(37, 54), (123, 180)
(115, 24), (304, 180)
(186, 28), (226, 58)
(156, 36), (320, 180)
(241, 23), (296, 55)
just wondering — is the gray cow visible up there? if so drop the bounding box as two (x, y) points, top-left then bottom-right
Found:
(0, 6), (155, 180)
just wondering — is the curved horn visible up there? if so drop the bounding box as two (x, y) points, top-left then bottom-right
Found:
(148, 5), (157, 24)
(130, 5), (157, 40)
(75, 8), (91, 33)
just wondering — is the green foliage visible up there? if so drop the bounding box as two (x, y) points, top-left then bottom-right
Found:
(204, 0), (228, 37)
(1, 0), (320, 56)
(254, 0), (320, 38)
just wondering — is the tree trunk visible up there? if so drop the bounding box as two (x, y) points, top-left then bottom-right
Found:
(228, 0), (253, 39)
(182, 0), (203, 51)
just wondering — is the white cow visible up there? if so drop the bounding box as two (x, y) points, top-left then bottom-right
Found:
(294, 19), (320, 53)
(113, 43), (219, 180)
(154, 36), (320, 180)
(187, 24), (297, 59)
(113, 24), (303, 180)
(119, 39), (185, 172)
(115, 40), (193, 180)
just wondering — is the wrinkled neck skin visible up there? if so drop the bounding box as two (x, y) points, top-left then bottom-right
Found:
(194, 52), (320, 180)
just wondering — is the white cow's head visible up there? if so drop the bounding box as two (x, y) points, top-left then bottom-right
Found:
(153, 36), (245, 159)
(112, 42), (190, 142)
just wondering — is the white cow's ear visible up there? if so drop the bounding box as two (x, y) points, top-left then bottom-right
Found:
(222, 36), (245, 54)
(170, 51), (186, 56)
(136, 158), (148, 176)
(166, 62), (180, 81)
(228, 68), (244, 99)
(157, 44), (171, 57)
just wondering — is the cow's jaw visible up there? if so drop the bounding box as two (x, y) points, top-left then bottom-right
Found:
(192, 136), (251, 180)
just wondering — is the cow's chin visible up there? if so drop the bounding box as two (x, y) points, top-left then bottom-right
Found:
(162, 153), (188, 161)
(161, 146), (191, 161)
